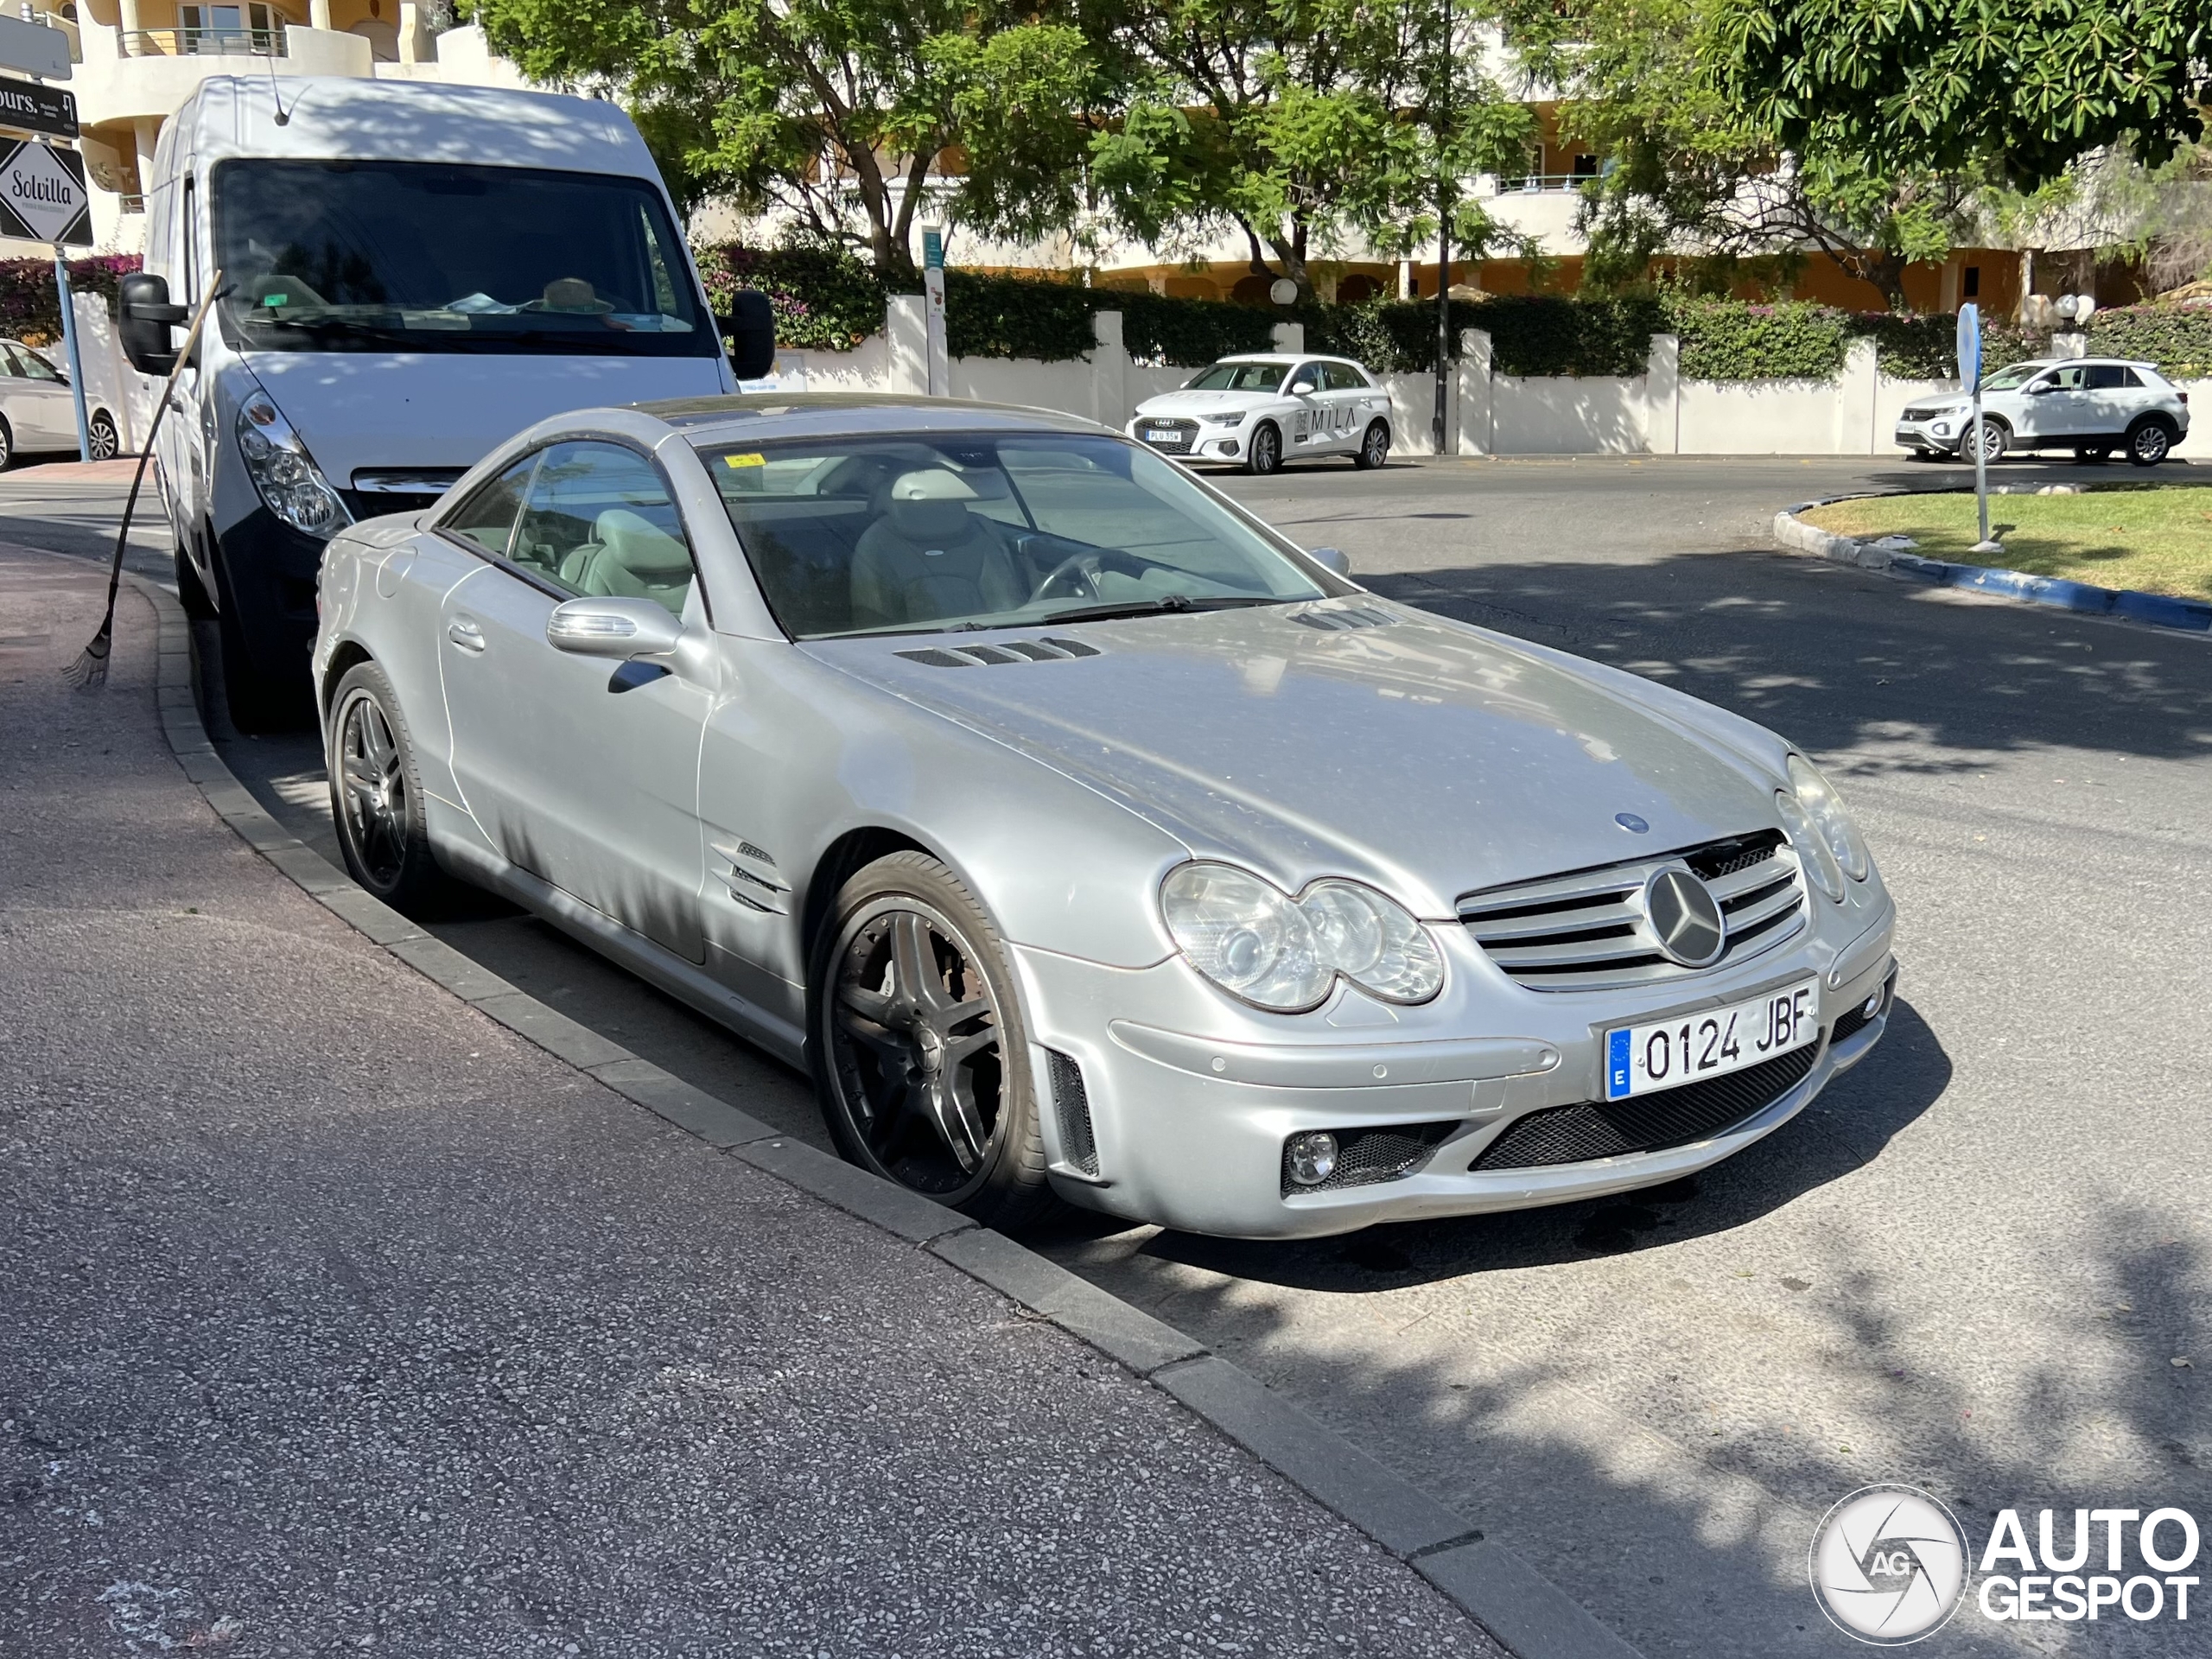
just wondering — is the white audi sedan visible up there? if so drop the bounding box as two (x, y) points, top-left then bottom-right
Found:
(1129, 354), (1393, 474)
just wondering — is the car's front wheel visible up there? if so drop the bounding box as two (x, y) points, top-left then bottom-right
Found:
(1244, 421), (1282, 476)
(1967, 420), (2009, 464)
(1354, 419), (1390, 470)
(327, 660), (455, 915)
(2127, 418), (2174, 467)
(812, 851), (1058, 1229)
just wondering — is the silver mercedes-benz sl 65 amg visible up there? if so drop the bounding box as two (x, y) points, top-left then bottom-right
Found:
(311, 394), (1896, 1239)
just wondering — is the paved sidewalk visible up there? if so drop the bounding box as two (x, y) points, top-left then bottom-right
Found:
(0, 546), (1499, 1656)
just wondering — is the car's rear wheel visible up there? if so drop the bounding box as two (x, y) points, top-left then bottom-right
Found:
(2127, 418), (2174, 467)
(1353, 419), (1390, 470)
(86, 410), (119, 461)
(812, 851), (1058, 1229)
(1244, 421), (1281, 476)
(327, 660), (455, 915)
(2074, 444), (2111, 463)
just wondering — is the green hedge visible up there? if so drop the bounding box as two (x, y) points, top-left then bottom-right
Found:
(0, 255), (142, 348)
(1669, 300), (1847, 380)
(2088, 304), (2212, 378)
(1117, 288), (1277, 366)
(694, 244), (887, 352)
(1306, 296), (1662, 377)
(941, 269), (1096, 361)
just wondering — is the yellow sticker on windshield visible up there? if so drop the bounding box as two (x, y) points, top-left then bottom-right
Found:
(723, 452), (766, 468)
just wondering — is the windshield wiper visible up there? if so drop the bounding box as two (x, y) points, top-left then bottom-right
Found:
(1032, 594), (1290, 626)
(251, 314), (424, 346)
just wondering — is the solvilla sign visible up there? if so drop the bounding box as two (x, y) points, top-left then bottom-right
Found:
(0, 138), (89, 245)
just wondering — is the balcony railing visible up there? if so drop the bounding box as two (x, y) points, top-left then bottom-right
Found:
(122, 27), (287, 59)
(1491, 172), (1600, 195)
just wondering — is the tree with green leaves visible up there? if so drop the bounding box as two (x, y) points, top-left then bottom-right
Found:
(1086, 0), (1542, 299)
(1709, 0), (2209, 193)
(469, 0), (1108, 282)
(1546, 0), (1995, 307)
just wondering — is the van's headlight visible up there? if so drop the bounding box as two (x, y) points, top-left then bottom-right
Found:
(1777, 753), (1870, 899)
(1160, 862), (1444, 1012)
(236, 395), (350, 538)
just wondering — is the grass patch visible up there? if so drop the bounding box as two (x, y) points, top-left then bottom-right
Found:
(1801, 486), (2212, 601)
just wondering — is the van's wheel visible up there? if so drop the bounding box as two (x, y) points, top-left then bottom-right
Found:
(1244, 421), (1282, 476)
(1968, 421), (2009, 464)
(174, 540), (216, 621)
(1354, 419), (1390, 470)
(86, 411), (120, 461)
(812, 851), (1059, 1230)
(2073, 444), (2111, 464)
(2126, 418), (2174, 467)
(327, 660), (456, 915)
(212, 558), (306, 734)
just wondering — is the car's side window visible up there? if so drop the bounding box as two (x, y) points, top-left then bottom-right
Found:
(2083, 365), (2139, 391)
(2041, 366), (2088, 391)
(442, 452), (541, 559)
(7, 343), (60, 382)
(512, 441), (698, 617)
(1325, 362), (1369, 391)
(1285, 363), (1321, 395)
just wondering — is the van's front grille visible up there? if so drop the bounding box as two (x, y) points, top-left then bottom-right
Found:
(1459, 830), (1806, 993)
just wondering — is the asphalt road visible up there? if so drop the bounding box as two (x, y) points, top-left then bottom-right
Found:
(12, 450), (2209, 1656)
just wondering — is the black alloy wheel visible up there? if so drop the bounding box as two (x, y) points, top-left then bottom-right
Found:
(1245, 421), (1282, 476)
(327, 660), (454, 914)
(813, 852), (1056, 1227)
(1354, 419), (1390, 470)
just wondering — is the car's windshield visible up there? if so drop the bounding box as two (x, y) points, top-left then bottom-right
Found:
(1184, 362), (1287, 392)
(1978, 363), (2050, 392)
(212, 160), (713, 357)
(705, 433), (1331, 639)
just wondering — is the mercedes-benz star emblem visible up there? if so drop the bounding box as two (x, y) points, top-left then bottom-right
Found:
(1643, 868), (1726, 967)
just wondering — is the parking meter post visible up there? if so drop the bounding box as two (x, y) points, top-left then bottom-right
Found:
(53, 246), (90, 462)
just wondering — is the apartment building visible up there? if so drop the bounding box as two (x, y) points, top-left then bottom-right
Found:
(7, 2), (524, 256)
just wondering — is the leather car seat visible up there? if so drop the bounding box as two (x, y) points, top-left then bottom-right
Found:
(569, 509), (696, 612)
(850, 469), (1023, 627)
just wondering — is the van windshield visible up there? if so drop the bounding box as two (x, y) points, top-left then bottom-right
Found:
(211, 159), (715, 357)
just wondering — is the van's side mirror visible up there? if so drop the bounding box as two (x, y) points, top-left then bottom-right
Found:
(716, 290), (775, 382)
(119, 273), (187, 376)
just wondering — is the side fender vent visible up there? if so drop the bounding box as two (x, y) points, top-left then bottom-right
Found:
(895, 636), (1102, 669)
(1046, 1049), (1099, 1177)
(1293, 605), (1396, 632)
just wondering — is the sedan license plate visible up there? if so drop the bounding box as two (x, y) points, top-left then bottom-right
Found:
(1605, 978), (1818, 1101)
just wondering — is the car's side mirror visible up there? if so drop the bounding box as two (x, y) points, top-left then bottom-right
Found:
(546, 596), (684, 662)
(118, 272), (186, 376)
(2025, 381), (2054, 395)
(1288, 378), (1317, 396)
(715, 290), (776, 382)
(1307, 546), (1351, 576)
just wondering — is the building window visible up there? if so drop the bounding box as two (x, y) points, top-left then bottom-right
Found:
(1963, 265), (1980, 298)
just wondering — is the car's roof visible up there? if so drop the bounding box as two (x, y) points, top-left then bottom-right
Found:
(634, 393), (1116, 447)
(1215, 353), (1359, 365)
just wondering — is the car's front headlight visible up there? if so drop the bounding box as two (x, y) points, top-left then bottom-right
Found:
(237, 394), (350, 539)
(1777, 753), (1869, 900)
(1204, 411), (1247, 425)
(1160, 861), (1444, 1012)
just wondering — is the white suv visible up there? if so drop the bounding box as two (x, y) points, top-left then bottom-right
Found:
(1894, 357), (2190, 466)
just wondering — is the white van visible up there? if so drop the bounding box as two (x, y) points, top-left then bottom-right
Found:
(121, 76), (771, 728)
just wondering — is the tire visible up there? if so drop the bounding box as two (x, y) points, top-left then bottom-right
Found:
(1968, 420), (2008, 464)
(2126, 418), (2173, 467)
(326, 660), (456, 915)
(1353, 419), (1390, 470)
(174, 540), (216, 621)
(212, 565), (304, 734)
(86, 410), (119, 461)
(1244, 421), (1282, 476)
(2073, 445), (2111, 464)
(0, 416), (16, 471)
(810, 850), (1059, 1230)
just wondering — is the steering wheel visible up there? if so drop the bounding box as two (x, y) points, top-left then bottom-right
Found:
(1033, 545), (1168, 602)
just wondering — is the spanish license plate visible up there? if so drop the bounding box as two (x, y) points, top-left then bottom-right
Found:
(1604, 978), (1819, 1101)
(1143, 428), (1180, 444)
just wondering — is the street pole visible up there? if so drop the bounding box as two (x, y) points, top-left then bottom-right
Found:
(1430, 0), (1452, 455)
(1971, 382), (1990, 545)
(53, 244), (89, 461)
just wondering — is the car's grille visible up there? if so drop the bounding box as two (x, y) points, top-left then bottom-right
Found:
(1901, 405), (1944, 422)
(1469, 1044), (1820, 1172)
(1459, 830), (1806, 993)
(1281, 1122), (1458, 1196)
(1135, 418), (1198, 454)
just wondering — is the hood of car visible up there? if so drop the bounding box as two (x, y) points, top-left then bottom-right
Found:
(808, 600), (1789, 918)
(1132, 390), (1277, 420)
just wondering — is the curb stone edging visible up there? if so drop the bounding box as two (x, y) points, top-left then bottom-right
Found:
(1773, 496), (2212, 633)
(121, 571), (1645, 1659)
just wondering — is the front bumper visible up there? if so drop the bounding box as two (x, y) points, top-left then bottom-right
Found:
(1127, 417), (1247, 462)
(1011, 899), (1897, 1238)
(1893, 417), (1965, 453)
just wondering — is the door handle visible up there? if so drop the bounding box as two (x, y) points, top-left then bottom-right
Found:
(446, 617), (486, 653)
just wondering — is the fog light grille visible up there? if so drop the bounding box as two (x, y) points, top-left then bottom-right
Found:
(1281, 1122), (1456, 1196)
(1046, 1050), (1097, 1176)
(1471, 1045), (1818, 1173)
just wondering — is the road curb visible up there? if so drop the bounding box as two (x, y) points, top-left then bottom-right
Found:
(125, 570), (1643, 1659)
(1772, 495), (2212, 634)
